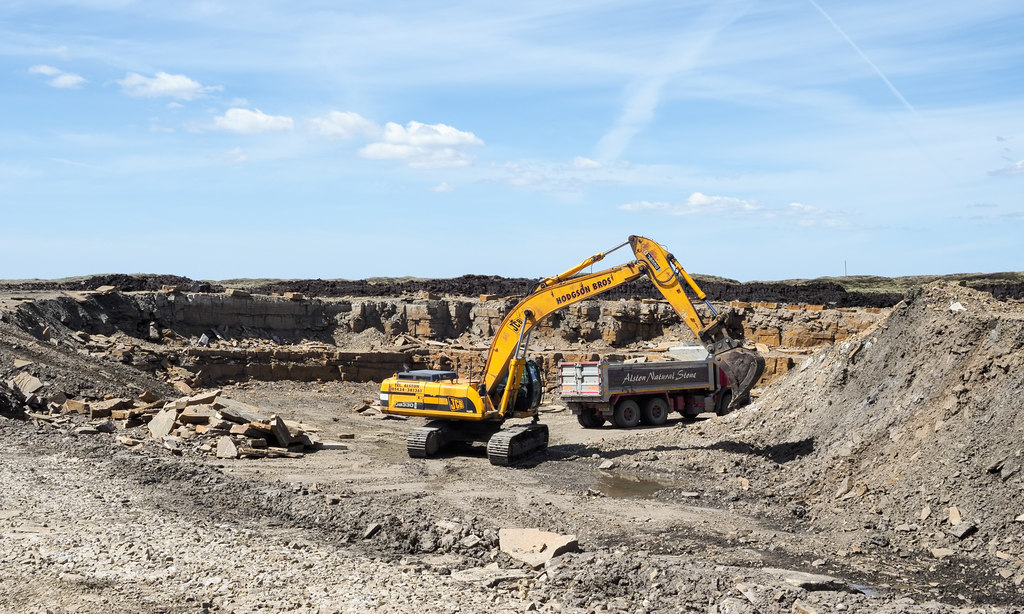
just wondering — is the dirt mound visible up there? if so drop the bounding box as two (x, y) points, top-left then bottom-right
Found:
(4, 274), (223, 293)
(733, 281), (1024, 536)
(0, 319), (172, 403)
(712, 279), (902, 307)
(616, 282), (1024, 577)
(250, 275), (904, 307)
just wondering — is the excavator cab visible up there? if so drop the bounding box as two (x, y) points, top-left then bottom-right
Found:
(492, 359), (544, 413)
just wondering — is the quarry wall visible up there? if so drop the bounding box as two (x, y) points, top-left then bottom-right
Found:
(7, 290), (888, 391)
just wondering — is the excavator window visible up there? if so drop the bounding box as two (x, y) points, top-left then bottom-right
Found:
(493, 359), (544, 413)
(523, 360), (543, 409)
(513, 360), (543, 412)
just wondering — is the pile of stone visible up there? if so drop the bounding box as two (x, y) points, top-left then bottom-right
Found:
(143, 389), (324, 460)
(3, 368), (322, 460)
(4, 366), (50, 410)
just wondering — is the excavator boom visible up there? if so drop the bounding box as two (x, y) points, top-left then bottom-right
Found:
(481, 260), (646, 398)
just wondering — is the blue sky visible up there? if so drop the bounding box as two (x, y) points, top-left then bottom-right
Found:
(2, 1), (1022, 282)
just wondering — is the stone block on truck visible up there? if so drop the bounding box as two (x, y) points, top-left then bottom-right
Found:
(559, 346), (735, 429)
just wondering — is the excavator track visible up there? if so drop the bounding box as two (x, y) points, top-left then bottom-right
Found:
(486, 423), (549, 466)
(407, 424), (445, 458)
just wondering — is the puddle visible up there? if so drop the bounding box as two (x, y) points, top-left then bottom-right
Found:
(852, 584), (882, 598)
(595, 473), (677, 499)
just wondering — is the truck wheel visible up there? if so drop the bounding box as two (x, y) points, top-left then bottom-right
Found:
(716, 391), (733, 416)
(613, 399), (641, 428)
(576, 409), (606, 429)
(641, 397), (669, 426)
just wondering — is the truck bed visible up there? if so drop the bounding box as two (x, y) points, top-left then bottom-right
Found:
(560, 359), (717, 401)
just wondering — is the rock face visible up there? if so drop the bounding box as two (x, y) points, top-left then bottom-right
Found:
(12, 289), (885, 349)
(9, 289), (888, 389)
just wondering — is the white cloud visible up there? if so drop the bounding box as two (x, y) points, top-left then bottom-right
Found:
(594, 4), (749, 162)
(429, 181), (455, 192)
(308, 111), (379, 140)
(213, 108), (294, 134)
(148, 119), (173, 134)
(118, 71), (222, 100)
(226, 147), (248, 163)
(29, 65), (60, 76)
(29, 64), (86, 89)
(358, 121), (483, 168)
(499, 157), (633, 193)
(571, 156), (601, 169)
(379, 121), (482, 147)
(785, 202), (838, 227)
(618, 200), (673, 213)
(787, 202), (820, 215)
(619, 194), (861, 229)
(360, 143), (474, 168)
(989, 160), (1024, 176)
(619, 192), (761, 215)
(50, 73), (87, 89)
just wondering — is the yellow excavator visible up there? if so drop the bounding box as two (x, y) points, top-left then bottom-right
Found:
(379, 235), (764, 465)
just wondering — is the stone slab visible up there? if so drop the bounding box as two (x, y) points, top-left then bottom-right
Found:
(216, 436), (238, 459)
(187, 389), (222, 406)
(148, 408), (177, 438)
(759, 568), (847, 591)
(498, 528), (578, 569)
(13, 372), (44, 396)
(179, 405), (217, 424)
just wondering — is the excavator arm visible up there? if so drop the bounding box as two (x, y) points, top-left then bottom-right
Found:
(627, 236), (764, 405)
(482, 260), (646, 403)
(481, 236), (764, 416)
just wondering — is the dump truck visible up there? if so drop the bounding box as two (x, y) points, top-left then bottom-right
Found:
(559, 346), (735, 428)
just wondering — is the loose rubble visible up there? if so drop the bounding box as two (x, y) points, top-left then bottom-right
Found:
(4, 367), (325, 461)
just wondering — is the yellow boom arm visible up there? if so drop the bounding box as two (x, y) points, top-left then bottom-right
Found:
(481, 235), (760, 416)
(482, 260), (646, 395)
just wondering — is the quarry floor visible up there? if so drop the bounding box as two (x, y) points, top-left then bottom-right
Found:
(1, 284), (1022, 613)
(1, 379), (1017, 614)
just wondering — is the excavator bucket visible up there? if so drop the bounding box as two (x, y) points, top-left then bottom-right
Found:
(713, 347), (765, 410)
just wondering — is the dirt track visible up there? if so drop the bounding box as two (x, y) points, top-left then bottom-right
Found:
(1, 281), (1022, 613)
